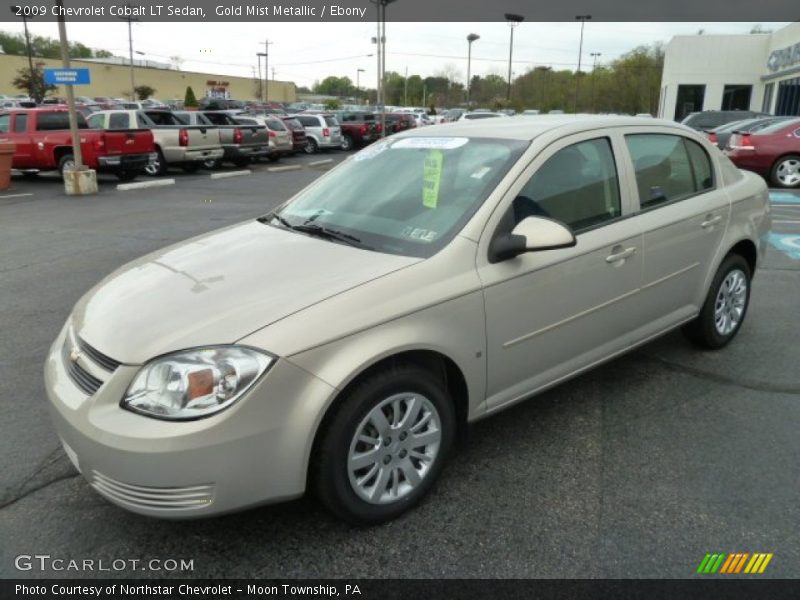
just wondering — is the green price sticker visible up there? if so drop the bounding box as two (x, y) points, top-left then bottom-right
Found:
(422, 150), (443, 208)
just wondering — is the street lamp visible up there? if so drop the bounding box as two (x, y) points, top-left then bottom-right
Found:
(370, 0), (397, 137)
(10, 6), (36, 100)
(356, 68), (365, 104)
(574, 14), (591, 112)
(466, 33), (479, 105)
(590, 52), (601, 113)
(257, 52), (267, 102)
(504, 13), (524, 101)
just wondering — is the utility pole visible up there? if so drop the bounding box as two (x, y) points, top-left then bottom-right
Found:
(9, 6), (36, 99)
(574, 15), (591, 113)
(590, 52), (601, 113)
(466, 33), (479, 105)
(256, 53), (263, 100)
(116, 4), (138, 101)
(404, 66), (408, 106)
(260, 40), (272, 103)
(504, 14), (524, 102)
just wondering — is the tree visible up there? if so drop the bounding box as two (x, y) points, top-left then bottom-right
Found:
(12, 62), (55, 103)
(134, 85), (156, 100)
(313, 76), (355, 98)
(184, 86), (198, 108)
(0, 30), (115, 60)
(323, 98), (342, 110)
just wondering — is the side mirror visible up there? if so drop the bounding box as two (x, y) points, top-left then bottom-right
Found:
(489, 216), (576, 263)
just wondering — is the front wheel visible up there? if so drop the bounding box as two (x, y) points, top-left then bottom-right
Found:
(58, 154), (76, 177)
(144, 149), (167, 177)
(181, 163), (201, 174)
(683, 253), (751, 349)
(313, 364), (455, 525)
(770, 155), (800, 188)
(115, 170), (138, 182)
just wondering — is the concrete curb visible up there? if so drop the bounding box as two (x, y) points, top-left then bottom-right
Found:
(268, 165), (303, 173)
(210, 170), (252, 180)
(117, 179), (176, 191)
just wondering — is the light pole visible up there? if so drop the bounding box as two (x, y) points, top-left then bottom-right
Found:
(590, 52), (601, 113)
(257, 51), (267, 103)
(574, 14), (591, 113)
(10, 6), (36, 100)
(259, 40), (272, 103)
(371, 0), (396, 137)
(115, 4), (139, 101)
(504, 13), (524, 101)
(466, 33), (479, 105)
(356, 68), (365, 104)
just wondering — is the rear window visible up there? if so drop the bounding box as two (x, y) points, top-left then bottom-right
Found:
(266, 118), (286, 131)
(754, 118), (800, 135)
(35, 112), (88, 130)
(13, 113), (27, 132)
(108, 113), (130, 129)
(324, 116), (338, 127)
(203, 112), (232, 125)
(283, 118), (302, 130)
(145, 111), (177, 126)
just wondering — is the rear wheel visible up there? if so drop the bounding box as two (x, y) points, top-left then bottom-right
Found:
(683, 253), (751, 349)
(313, 363), (455, 525)
(232, 157), (251, 168)
(181, 163), (201, 174)
(57, 154), (76, 177)
(770, 155), (800, 188)
(203, 158), (221, 170)
(144, 149), (167, 176)
(267, 154), (280, 162)
(340, 135), (353, 151)
(304, 138), (318, 154)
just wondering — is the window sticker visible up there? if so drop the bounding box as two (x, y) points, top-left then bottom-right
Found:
(470, 166), (492, 179)
(392, 137), (469, 150)
(400, 226), (439, 242)
(352, 143), (389, 161)
(422, 150), (444, 209)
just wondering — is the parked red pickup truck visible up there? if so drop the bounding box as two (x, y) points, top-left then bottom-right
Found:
(0, 108), (155, 181)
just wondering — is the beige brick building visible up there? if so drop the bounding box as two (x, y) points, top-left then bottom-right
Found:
(0, 54), (296, 103)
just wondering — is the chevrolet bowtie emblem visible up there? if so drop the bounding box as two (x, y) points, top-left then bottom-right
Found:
(69, 347), (82, 363)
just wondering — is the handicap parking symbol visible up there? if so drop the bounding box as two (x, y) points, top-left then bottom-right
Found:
(767, 232), (800, 259)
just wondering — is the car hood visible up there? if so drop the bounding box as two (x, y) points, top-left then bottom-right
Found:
(72, 221), (419, 364)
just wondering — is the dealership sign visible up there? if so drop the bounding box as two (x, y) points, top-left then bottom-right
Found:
(767, 42), (800, 72)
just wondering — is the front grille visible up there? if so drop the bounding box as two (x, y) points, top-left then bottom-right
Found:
(91, 471), (215, 511)
(62, 341), (104, 395)
(78, 338), (121, 372)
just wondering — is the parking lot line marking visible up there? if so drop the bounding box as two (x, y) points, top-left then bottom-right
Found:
(117, 179), (176, 191)
(308, 159), (334, 167)
(773, 220), (800, 224)
(772, 204), (800, 208)
(210, 170), (252, 180)
(0, 193), (34, 199)
(268, 165), (303, 172)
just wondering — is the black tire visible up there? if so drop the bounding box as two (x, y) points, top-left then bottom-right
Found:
(770, 155), (800, 188)
(203, 158), (222, 170)
(115, 170), (138, 182)
(304, 138), (318, 154)
(145, 149), (168, 177)
(312, 363), (455, 525)
(57, 154), (75, 176)
(232, 157), (251, 168)
(181, 163), (201, 174)
(22, 172), (39, 179)
(340, 135), (353, 151)
(267, 154), (280, 162)
(682, 253), (751, 349)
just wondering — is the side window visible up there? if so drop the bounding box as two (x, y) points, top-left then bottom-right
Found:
(626, 134), (708, 209)
(13, 114), (27, 132)
(0, 114), (11, 133)
(108, 113), (130, 129)
(87, 114), (104, 129)
(514, 138), (621, 232)
(685, 139), (714, 191)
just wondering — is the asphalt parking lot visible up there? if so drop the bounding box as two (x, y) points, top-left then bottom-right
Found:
(0, 156), (798, 579)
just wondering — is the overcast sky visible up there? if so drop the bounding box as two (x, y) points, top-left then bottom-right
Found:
(1, 21), (789, 90)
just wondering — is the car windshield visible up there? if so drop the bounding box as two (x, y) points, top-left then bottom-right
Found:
(272, 136), (528, 258)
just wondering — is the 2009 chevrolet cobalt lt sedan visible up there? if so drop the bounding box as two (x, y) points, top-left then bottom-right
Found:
(46, 116), (770, 524)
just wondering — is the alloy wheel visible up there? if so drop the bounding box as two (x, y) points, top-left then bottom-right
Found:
(776, 159), (800, 187)
(714, 269), (747, 336)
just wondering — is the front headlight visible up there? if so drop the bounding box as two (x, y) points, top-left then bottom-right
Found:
(121, 346), (274, 420)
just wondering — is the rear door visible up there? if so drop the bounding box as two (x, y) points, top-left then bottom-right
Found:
(8, 113), (35, 167)
(620, 129), (729, 329)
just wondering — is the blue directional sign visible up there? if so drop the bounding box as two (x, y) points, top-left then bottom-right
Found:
(43, 68), (91, 85)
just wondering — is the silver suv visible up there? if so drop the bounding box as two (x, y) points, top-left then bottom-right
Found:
(291, 113), (342, 153)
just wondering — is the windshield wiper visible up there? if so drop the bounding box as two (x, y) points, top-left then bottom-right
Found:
(260, 214), (372, 250)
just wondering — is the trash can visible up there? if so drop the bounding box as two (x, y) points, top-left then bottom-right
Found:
(0, 142), (15, 191)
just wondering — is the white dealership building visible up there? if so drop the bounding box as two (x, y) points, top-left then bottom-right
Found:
(658, 22), (800, 121)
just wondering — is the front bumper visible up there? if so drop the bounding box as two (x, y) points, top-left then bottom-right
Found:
(44, 324), (336, 518)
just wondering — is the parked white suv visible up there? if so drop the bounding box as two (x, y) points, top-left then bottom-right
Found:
(291, 113), (342, 153)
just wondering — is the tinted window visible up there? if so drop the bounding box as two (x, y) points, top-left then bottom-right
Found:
(203, 112), (231, 125)
(136, 112), (155, 128)
(108, 113), (130, 129)
(515, 138), (621, 232)
(626, 134), (708, 209)
(754, 118), (800, 134)
(35, 112), (87, 130)
(13, 114), (27, 132)
(235, 117), (258, 125)
(145, 111), (177, 126)
(685, 140), (714, 191)
(0, 114), (8, 133)
(266, 118), (286, 131)
(297, 116), (318, 128)
(324, 116), (338, 127)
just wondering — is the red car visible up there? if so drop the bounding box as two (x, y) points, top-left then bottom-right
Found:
(724, 118), (800, 188)
(279, 116), (308, 154)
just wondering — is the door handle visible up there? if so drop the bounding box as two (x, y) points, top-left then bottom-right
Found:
(605, 247), (637, 263)
(701, 215), (723, 229)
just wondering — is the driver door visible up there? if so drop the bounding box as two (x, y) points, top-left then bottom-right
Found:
(477, 131), (643, 412)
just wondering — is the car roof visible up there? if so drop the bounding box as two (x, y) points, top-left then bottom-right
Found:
(402, 115), (694, 141)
